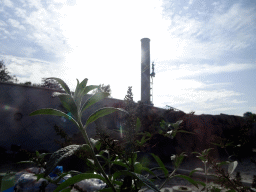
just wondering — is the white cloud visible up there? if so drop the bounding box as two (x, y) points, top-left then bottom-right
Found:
(211, 107), (237, 112)
(152, 61), (250, 114)
(15, 7), (27, 18)
(1, 55), (60, 84)
(230, 99), (247, 104)
(188, 0), (193, 5)
(23, 0), (43, 9)
(160, 3), (256, 60)
(21, 5), (69, 57)
(156, 63), (255, 80)
(8, 19), (26, 30)
(21, 47), (37, 57)
(155, 88), (243, 115)
(0, 20), (7, 27)
(3, 0), (13, 7)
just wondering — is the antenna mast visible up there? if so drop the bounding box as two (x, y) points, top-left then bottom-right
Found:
(150, 62), (155, 105)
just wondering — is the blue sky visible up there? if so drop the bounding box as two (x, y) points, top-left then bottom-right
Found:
(0, 0), (255, 116)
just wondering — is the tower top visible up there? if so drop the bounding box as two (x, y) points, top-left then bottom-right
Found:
(141, 38), (150, 43)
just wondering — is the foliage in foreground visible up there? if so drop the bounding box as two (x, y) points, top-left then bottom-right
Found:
(19, 77), (253, 192)
(29, 78), (177, 192)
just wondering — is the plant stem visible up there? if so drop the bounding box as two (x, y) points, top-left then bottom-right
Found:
(159, 168), (177, 189)
(204, 162), (208, 191)
(78, 121), (117, 192)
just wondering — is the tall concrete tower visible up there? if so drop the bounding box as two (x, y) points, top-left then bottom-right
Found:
(141, 38), (151, 104)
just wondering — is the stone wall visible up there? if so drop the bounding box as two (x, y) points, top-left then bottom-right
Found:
(0, 82), (125, 152)
(1, 82), (253, 162)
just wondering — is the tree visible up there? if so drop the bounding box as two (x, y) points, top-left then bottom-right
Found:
(41, 78), (63, 90)
(0, 60), (18, 83)
(124, 86), (134, 111)
(123, 86), (137, 137)
(243, 112), (253, 118)
(92, 84), (111, 97)
(24, 81), (32, 86)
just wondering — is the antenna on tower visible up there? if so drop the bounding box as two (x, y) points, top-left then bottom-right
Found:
(150, 62), (155, 105)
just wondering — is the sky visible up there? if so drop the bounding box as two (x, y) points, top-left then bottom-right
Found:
(0, 0), (255, 116)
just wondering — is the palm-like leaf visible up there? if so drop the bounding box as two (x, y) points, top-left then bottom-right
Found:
(57, 94), (78, 120)
(85, 107), (127, 127)
(44, 144), (90, 177)
(29, 108), (79, 127)
(81, 92), (110, 113)
(46, 77), (71, 94)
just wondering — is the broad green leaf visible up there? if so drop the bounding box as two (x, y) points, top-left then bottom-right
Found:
(112, 159), (129, 169)
(74, 78), (88, 106)
(210, 142), (222, 147)
(57, 94), (78, 120)
(139, 136), (147, 145)
(225, 142), (235, 147)
(132, 153), (138, 163)
(176, 130), (196, 135)
(44, 144), (90, 177)
(85, 107), (127, 127)
(113, 171), (160, 192)
(170, 120), (183, 138)
(99, 149), (109, 155)
(78, 78), (88, 94)
(141, 167), (155, 176)
(174, 152), (186, 169)
(35, 173), (45, 181)
(80, 85), (99, 97)
(46, 77), (71, 94)
(174, 174), (204, 188)
(136, 117), (141, 132)
(96, 154), (108, 161)
(134, 162), (143, 174)
(81, 92), (110, 112)
(189, 168), (204, 177)
(203, 148), (213, 155)
(228, 161), (238, 175)
(51, 172), (74, 185)
(90, 138), (101, 151)
(171, 120), (183, 130)
(74, 79), (80, 97)
(151, 153), (168, 178)
(73, 79), (80, 105)
(17, 160), (35, 164)
(29, 108), (79, 127)
(53, 173), (106, 192)
(216, 161), (230, 166)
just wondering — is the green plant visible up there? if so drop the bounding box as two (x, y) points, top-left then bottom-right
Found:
(207, 157), (251, 192)
(154, 152), (205, 190)
(18, 150), (50, 169)
(29, 77), (163, 192)
(191, 148), (214, 191)
(92, 84), (111, 97)
(0, 60), (18, 83)
(190, 147), (254, 192)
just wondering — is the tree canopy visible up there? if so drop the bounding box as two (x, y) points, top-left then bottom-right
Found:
(0, 60), (17, 83)
(41, 78), (63, 90)
(92, 84), (111, 97)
